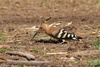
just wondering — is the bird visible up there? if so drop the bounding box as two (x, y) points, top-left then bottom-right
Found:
(39, 17), (82, 43)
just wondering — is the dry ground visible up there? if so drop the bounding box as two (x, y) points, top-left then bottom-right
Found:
(0, 0), (100, 67)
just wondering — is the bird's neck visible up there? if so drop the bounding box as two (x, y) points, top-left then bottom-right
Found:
(42, 23), (50, 32)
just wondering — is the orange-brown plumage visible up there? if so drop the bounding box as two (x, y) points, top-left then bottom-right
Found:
(32, 17), (82, 43)
(41, 21), (60, 39)
(41, 20), (82, 42)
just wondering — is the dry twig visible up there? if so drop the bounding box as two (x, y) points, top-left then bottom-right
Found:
(6, 51), (35, 60)
(46, 52), (68, 55)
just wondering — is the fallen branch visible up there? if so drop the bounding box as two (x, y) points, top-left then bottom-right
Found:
(6, 60), (53, 66)
(6, 51), (35, 60)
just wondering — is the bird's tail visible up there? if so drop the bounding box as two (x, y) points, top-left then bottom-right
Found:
(72, 35), (82, 41)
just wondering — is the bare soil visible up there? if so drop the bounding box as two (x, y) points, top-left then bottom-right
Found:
(0, 0), (100, 67)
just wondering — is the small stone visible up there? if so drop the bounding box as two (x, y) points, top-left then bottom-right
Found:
(69, 57), (76, 61)
(32, 26), (37, 29)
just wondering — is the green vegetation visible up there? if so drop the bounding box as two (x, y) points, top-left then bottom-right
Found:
(96, 1), (100, 6)
(92, 38), (100, 49)
(32, 49), (40, 53)
(88, 59), (100, 67)
(0, 33), (6, 40)
(1, 48), (7, 53)
(49, 37), (56, 41)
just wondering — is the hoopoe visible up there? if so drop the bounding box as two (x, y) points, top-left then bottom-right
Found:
(39, 17), (82, 43)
